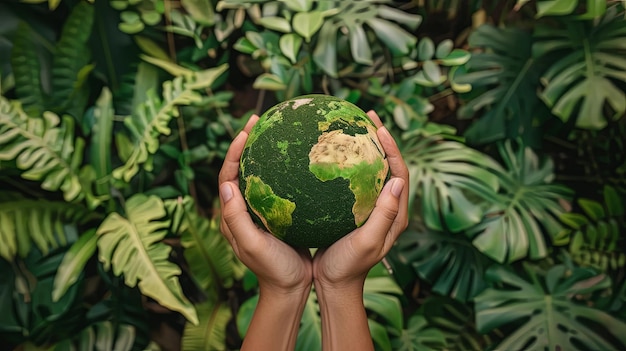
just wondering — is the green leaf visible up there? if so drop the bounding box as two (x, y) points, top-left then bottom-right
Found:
(402, 135), (502, 233)
(181, 0), (215, 25)
(365, 17), (416, 56)
(280, 33), (302, 64)
(0, 98), (87, 202)
(293, 11), (324, 42)
(417, 37), (435, 61)
(535, 12), (626, 129)
(258, 16), (292, 33)
(475, 264), (626, 350)
(454, 24), (544, 145)
(312, 21), (338, 77)
(467, 141), (573, 263)
(0, 193), (87, 260)
(252, 73), (287, 90)
(52, 229), (97, 302)
(347, 22), (373, 65)
(376, 5), (422, 30)
(112, 67), (226, 182)
(391, 315), (447, 351)
(536, 0), (578, 17)
(90, 87), (114, 199)
(435, 39), (453, 59)
(10, 21), (44, 117)
(96, 194), (198, 325)
(283, 0), (311, 12)
(179, 198), (241, 297)
(49, 1), (95, 116)
(439, 49), (471, 66)
(390, 229), (492, 302)
(182, 299), (232, 351)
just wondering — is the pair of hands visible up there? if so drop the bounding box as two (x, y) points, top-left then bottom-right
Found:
(218, 111), (409, 297)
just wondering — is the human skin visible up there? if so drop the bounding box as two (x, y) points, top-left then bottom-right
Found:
(218, 111), (409, 351)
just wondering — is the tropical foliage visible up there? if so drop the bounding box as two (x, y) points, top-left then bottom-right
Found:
(0, 0), (625, 350)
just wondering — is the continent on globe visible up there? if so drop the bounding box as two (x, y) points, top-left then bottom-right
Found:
(239, 94), (389, 248)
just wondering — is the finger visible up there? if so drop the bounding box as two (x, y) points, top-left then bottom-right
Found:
(367, 110), (383, 128)
(218, 115), (260, 185)
(219, 181), (266, 247)
(243, 114), (260, 133)
(355, 177), (405, 248)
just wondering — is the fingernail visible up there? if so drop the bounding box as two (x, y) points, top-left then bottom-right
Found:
(390, 178), (404, 198)
(220, 183), (234, 203)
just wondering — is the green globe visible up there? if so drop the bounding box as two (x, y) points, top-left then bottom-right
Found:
(239, 94), (389, 248)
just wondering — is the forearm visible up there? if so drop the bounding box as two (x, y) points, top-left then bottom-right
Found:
(315, 281), (374, 351)
(241, 286), (311, 351)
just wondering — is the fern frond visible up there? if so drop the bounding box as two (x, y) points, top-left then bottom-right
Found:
(180, 200), (239, 297)
(182, 299), (232, 351)
(0, 193), (89, 261)
(0, 96), (85, 202)
(49, 1), (95, 115)
(10, 21), (45, 117)
(96, 194), (198, 325)
(560, 186), (626, 271)
(112, 65), (228, 182)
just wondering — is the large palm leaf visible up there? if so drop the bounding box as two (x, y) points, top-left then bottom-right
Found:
(96, 194), (198, 325)
(401, 135), (502, 233)
(534, 6), (626, 129)
(466, 141), (573, 263)
(453, 24), (547, 145)
(475, 264), (626, 350)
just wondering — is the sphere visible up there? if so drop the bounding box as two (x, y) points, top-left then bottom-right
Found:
(239, 94), (389, 248)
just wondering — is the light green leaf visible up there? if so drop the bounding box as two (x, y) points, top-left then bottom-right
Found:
(258, 16), (291, 33)
(417, 37), (435, 61)
(141, 54), (193, 77)
(0, 98), (86, 202)
(134, 36), (170, 61)
(439, 49), (470, 66)
(366, 17), (416, 56)
(96, 194), (198, 325)
(347, 22), (373, 65)
(181, 0), (215, 25)
(0, 194), (87, 261)
(253, 73), (287, 90)
(182, 300), (232, 351)
(536, 0), (578, 17)
(293, 11), (324, 42)
(435, 39), (453, 59)
(377, 5), (422, 30)
(280, 33), (303, 64)
(283, 0), (311, 12)
(52, 229), (97, 302)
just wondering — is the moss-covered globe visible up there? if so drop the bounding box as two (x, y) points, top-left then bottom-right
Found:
(239, 94), (389, 248)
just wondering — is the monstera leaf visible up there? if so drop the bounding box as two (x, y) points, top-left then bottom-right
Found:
(391, 315), (446, 351)
(534, 7), (626, 129)
(96, 194), (198, 325)
(453, 24), (548, 145)
(475, 264), (626, 350)
(389, 229), (492, 302)
(0, 97), (87, 203)
(402, 135), (502, 233)
(466, 141), (573, 263)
